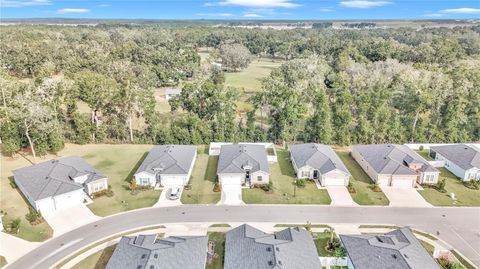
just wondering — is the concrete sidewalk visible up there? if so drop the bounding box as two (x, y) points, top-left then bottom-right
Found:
(326, 186), (358, 206)
(0, 232), (40, 265)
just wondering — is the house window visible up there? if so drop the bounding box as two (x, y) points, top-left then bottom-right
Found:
(93, 183), (104, 192)
(257, 176), (263, 181)
(301, 171), (309, 177)
(140, 178), (150, 185)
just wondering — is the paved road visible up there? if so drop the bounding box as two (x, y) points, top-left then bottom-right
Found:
(6, 205), (480, 269)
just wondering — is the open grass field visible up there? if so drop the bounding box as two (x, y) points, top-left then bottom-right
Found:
(1, 155), (54, 241)
(242, 149), (331, 204)
(225, 58), (283, 93)
(71, 244), (117, 269)
(206, 232), (225, 269)
(418, 168), (480, 206)
(181, 148), (221, 204)
(334, 149), (389, 206)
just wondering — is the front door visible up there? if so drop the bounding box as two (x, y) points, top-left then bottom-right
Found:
(313, 170), (319, 179)
(156, 174), (162, 185)
(245, 171), (251, 184)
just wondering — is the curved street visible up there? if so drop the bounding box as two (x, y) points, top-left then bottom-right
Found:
(6, 205), (480, 269)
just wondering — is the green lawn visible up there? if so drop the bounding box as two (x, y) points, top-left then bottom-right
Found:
(181, 151), (221, 204)
(1, 155), (53, 242)
(243, 149), (331, 204)
(313, 231), (337, 257)
(0, 256), (6, 268)
(419, 240), (435, 256)
(225, 58), (282, 93)
(416, 150), (433, 160)
(335, 150), (389, 206)
(206, 232), (225, 269)
(418, 168), (480, 206)
(71, 244), (117, 269)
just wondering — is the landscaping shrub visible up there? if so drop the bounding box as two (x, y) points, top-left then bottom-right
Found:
(436, 178), (447, 193)
(25, 207), (43, 225)
(463, 180), (479, 190)
(213, 183), (221, 192)
(296, 179), (306, 188)
(92, 186), (115, 199)
(437, 257), (465, 269)
(419, 145), (424, 151)
(347, 182), (356, 193)
(7, 218), (21, 234)
(370, 183), (382, 192)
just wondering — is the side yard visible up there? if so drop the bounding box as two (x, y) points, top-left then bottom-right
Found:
(242, 149), (331, 204)
(71, 244), (117, 269)
(418, 168), (480, 206)
(335, 149), (389, 206)
(181, 148), (221, 204)
(206, 232), (225, 269)
(1, 154), (53, 242)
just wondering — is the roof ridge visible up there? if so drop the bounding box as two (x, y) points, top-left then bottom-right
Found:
(34, 161), (62, 200)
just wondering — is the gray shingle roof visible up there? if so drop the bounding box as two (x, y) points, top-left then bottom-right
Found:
(106, 235), (207, 269)
(352, 144), (438, 175)
(12, 156), (105, 201)
(289, 143), (350, 175)
(217, 144), (269, 174)
(430, 144), (480, 170)
(340, 228), (440, 269)
(224, 224), (322, 269)
(135, 145), (196, 176)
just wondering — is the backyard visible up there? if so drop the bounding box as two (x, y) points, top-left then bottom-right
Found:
(206, 232), (225, 269)
(334, 149), (390, 206)
(181, 148), (221, 204)
(418, 168), (480, 206)
(71, 244), (117, 269)
(242, 149), (331, 204)
(312, 230), (338, 257)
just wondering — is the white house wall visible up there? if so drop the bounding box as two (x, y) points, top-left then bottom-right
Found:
(419, 171), (439, 184)
(434, 152), (466, 180)
(86, 178), (108, 195)
(134, 171), (156, 187)
(251, 171), (270, 184)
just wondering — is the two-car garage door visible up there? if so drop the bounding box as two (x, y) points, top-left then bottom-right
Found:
(220, 175), (242, 186)
(322, 177), (346, 186)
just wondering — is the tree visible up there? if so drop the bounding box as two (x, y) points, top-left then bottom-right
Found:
(305, 87), (333, 143)
(220, 43), (253, 71)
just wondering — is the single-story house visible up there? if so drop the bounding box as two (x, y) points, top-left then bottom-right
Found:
(12, 156), (108, 215)
(106, 234), (208, 269)
(352, 144), (439, 188)
(165, 88), (181, 101)
(289, 143), (350, 187)
(430, 144), (480, 181)
(217, 144), (270, 186)
(340, 227), (439, 269)
(224, 224), (322, 269)
(134, 145), (196, 187)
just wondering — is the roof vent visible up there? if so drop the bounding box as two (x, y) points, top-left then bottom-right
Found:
(154, 254), (158, 258)
(404, 254), (409, 259)
(376, 236), (384, 243)
(392, 254), (397, 259)
(278, 261), (282, 265)
(266, 247), (272, 252)
(276, 247), (280, 251)
(141, 254), (146, 259)
(268, 261), (273, 266)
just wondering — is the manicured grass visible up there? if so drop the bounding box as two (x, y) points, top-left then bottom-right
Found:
(313, 231), (337, 257)
(335, 150), (389, 206)
(418, 168), (480, 206)
(452, 250), (477, 269)
(209, 224), (231, 228)
(181, 153), (221, 204)
(419, 240), (435, 256)
(1, 155), (53, 242)
(358, 225), (400, 229)
(0, 256), (6, 268)
(416, 150), (433, 160)
(206, 232), (225, 269)
(225, 58), (282, 93)
(275, 224), (331, 229)
(243, 149), (331, 204)
(71, 244), (117, 269)
(413, 230), (438, 241)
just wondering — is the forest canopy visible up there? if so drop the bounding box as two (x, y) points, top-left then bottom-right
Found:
(0, 24), (479, 157)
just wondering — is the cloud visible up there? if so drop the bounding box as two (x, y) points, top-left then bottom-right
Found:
(244, 13), (263, 17)
(319, 7), (334, 12)
(97, 4), (110, 7)
(205, 0), (300, 8)
(0, 0), (50, 7)
(57, 8), (90, 14)
(440, 8), (480, 14)
(339, 0), (391, 9)
(196, 13), (234, 17)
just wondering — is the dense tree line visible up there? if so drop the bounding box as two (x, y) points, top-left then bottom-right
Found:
(0, 24), (479, 157)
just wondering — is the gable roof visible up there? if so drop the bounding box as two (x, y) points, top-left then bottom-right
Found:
(135, 145), (196, 176)
(12, 156), (105, 201)
(430, 144), (480, 170)
(340, 228), (440, 269)
(106, 235), (207, 269)
(217, 144), (269, 174)
(352, 144), (438, 175)
(224, 224), (321, 269)
(289, 143), (350, 175)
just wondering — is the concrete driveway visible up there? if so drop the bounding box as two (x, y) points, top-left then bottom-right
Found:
(381, 187), (433, 207)
(153, 187), (183, 207)
(218, 184), (244, 205)
(42, 205), (100, 236)
(326, 186), (358, 206)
